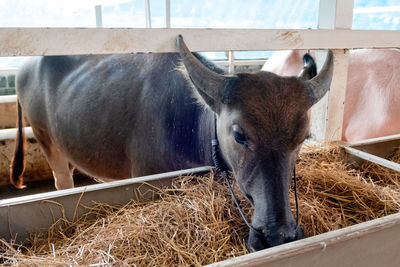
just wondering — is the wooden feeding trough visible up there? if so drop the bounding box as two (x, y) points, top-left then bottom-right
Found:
(1, 139), (400, 266)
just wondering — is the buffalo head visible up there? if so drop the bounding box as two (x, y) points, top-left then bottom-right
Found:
(177, 35), (333, 251)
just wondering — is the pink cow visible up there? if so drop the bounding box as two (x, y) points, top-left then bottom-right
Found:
(263, 49), (400, 142)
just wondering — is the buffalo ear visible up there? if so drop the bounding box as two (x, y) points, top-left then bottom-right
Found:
(176, 35), (238, 113)
(303, 50), (334, 106)
(298, 53), (317, 80)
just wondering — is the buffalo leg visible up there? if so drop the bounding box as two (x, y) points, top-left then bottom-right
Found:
(32, 128), (75, 189)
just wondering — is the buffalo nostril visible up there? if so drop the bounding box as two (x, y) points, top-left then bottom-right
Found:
(248, 225), (304, 251)
(245, 194), (254, 205)
(262, 228), (270, 236)
(264, 228), (299, 246)
(280, 229), (298, 243)
(284, 231), (296, 242)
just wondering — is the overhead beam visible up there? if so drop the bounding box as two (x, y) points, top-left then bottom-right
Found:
(0, 28), (399, 56)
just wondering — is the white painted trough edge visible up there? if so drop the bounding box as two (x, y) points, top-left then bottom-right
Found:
(206, 211), (400, 267)
(344, 146), (400, 172)
(344, 133), (400, 147)
(0, 166), (212, 206)
(0, 166), (213, 242)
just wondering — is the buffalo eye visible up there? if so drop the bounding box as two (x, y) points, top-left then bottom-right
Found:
(233, 131), (247, 145)
(232, 125), (248, 147)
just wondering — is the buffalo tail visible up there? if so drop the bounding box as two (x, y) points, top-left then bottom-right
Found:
(10, 99), (26, 189)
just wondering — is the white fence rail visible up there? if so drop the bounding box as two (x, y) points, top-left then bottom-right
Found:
(217, 59), (266, 67)
(0, 28), (399, 56)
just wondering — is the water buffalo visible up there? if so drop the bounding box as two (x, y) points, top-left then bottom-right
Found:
(11, 35), (333, 250)
(263, 49), (400, 142)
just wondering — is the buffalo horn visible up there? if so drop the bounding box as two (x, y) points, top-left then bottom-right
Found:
(176, 35), (236, 104)
(304, 50), (334, 105)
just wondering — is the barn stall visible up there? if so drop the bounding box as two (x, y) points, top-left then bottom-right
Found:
(1, 0), (400, 265)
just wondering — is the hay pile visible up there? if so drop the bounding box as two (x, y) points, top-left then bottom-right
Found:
(1, 146), (400, 266)
(2, 175), (249, 266)
(295, 146), (400, 236)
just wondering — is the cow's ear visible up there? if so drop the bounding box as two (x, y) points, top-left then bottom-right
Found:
(177, 35), (238, 113)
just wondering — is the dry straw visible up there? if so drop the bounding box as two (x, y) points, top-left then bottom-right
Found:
(1, 145), (400, 266)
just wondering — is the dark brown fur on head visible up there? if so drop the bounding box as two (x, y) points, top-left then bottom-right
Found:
(225, 71), (311, 151)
